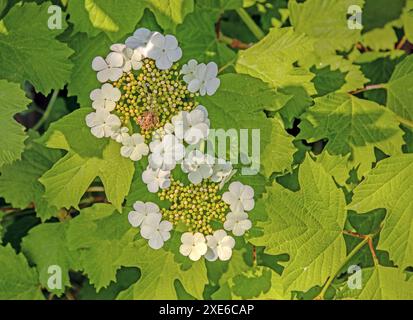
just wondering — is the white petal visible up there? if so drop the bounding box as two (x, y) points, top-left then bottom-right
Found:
(128, 211), (144, 227)
(133, 201), (146, 212)
(232, 223), (246, 236)
(181, 232), (194, 245)
(108, 68), (123, 82)
(204, 248), (218, 261)
(148, 32), (165, 48)
(97, 69), (111, 83)
(164, 35), (178, 49)
(156, 54), (172, 70)
(159, 220), (173, 232)
(90, 88), (102, 101)
(91, 126), (105, 138)
(110, 43), (126, 52)
(229, 181), (243, 197)
(145, 202), (160, 215)
(217, 246), (232, 261)
(106, 52), (124, 67)
(222, 192), (237, 206)
(220, 236), (236, 249)
(92, 56), (107, 71)
(140, 225), (155, 239)
(167, 47), (182, 63)
(223, 219), (235, 232)
(179, 244), (192, 256)
(206, 78), (220, 96)
(205, 62), (218, 79)
(188, 171), (203, 185)
(147, 181), (159, 193)
(187, 79), (201, 93)
(148, 233), (164, 249)
(242, 198), (255, 211)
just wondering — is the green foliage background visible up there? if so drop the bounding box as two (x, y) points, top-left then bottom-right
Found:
(0, 0), (413, 300)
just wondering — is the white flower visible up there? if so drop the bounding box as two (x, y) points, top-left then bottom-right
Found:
(111, 127), (129, 143)
(152, 122), (175, 142)
(146, 32), (182, 70)
(90, 83), (121, 111)
(172, 105), (210, 145)
(125, 28), (153, 53)
(128, 201), (160, 227)
(211, 159), (233, 183)
(205, 230), (236, 261)
(223, 211), (252, 236)
(187, 62), (220, 96)
(140, 214), (173, 250)
(142, 166), (171, 193)
(120, 133), (149, 161)
(181, 150), (214, 185)
(149, 134), (185, 170)
(179, 232), (208, 261)
(92, 52), (123, 83)
(110, 44), (143, 72)
(222, 181), (255, 212)
(85, 110), (121, 138)
(181, 59), (199, 83)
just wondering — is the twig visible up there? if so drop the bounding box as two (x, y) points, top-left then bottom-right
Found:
(219, 33), (252, 49)
(349, 83), (386, 95)
(396, 35), (407, 50)
(235, 8), (265, 40)
(33, 90), (59, 131)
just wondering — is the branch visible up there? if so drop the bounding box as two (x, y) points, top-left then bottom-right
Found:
(349, 83), (386, 95)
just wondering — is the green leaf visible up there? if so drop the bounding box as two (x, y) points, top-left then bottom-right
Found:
(0, 245), (44, 300)
(362, 0), (406, 32)
(67, 32), (112, 109)
(21, 222), (80, 296)
(402, 0), (413, 43)
(117, 240), (208, 299)
(39, 109), (134, 211)
(67, 0), (146, 40)
(177, 6), (235, 66)
(144, 0), (194, 32)
(66, 204), (136, 291)
(0, 132), (61, 221)
(336, 266), (413, 300)
(236, 27), (316, 95)
(0, 2), (73, 94)
(213, 266), (287, 300)
(298, 93), (404, 176)
(348, 154), (413, 270)
(288, 0), (363, 53)
(356, 51), (404, 105)
(198, 73), (295, 177)
(249, 157), (347, 293)
(386, 54), (413, 122)
(314, 152), (352, 187)
(0, 80), (30, 167)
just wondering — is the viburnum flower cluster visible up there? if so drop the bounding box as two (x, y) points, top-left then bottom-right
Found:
(86, 28), (256, 262)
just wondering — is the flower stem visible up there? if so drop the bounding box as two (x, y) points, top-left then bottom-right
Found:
(33, 90), (59, 131)
(219, 33), (252, 49)
(235, 8), (265, 40)
(314, 236), (369, 300)
(349, 83), (386, 95)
